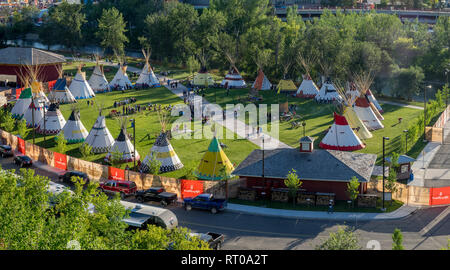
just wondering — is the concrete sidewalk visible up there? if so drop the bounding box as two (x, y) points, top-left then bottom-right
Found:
(226, 203), (418, 221)
(378, 99), (424, 110)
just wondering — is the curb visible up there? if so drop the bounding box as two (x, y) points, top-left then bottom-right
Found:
(225, 203), (418, 221)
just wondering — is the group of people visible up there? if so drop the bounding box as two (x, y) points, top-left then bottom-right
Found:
(113, 98), (137, 108)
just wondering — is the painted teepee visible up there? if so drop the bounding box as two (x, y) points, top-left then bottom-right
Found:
(252, 69), (271, 91)
(68, 64), (95, 99)
(59, 105), (88, 143)
(296, 54), (319, 98)
(335, 83), (372, 140)
(315, 76), (342, 103)
(50, 65), (76, 104)
(220, 66), (246, 88)
(105, 117), (139, 163)
(195, 136), (235, 180)
(353, 73), (384, 131)
(11, 87), (32, 119)
(23, 93), (47, 128)
(135, 48), (160, 88)
(37, 102), (66, 135)
(366, 89), (383, 113)
(84, 108), (114, 153)
(109, 55), (133, 89)
(88, 55), (110, 93)
(319, 112), (365, 151)
(141, 110), (183, 173)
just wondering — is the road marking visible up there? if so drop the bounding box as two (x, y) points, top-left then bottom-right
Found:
(420, 206), (450, 236)
(180, 220), (320, 238)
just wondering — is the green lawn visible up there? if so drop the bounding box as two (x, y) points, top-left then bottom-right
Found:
(229, 198), (404, 213)
(21, 80), (258, 179)
(191, 86), (426, 162)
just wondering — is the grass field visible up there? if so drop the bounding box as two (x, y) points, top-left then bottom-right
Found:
(23, 84), (258, 179)
(193, 86), (427, 163)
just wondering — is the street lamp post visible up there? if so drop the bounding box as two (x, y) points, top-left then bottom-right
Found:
(302, 121), (306, 137)
(382, 136), (390, 211)
(424, 85), (432, 142)
(130, 119), (136, 170)
(40, 101), (46, 143)
(262, 135), (265, 197)
(403, 130), (408, 154)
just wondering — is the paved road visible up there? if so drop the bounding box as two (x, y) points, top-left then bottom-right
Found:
(1, 156), (448, 250)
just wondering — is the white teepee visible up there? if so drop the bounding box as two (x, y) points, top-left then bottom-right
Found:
(88, 56), (110, 93)
(319, 112), (365, 151)
(296, 74), (319, 98)
(59, 107), (89, 143)
(135, 48), (160, 88)
(84, 109), (114, 153)
(366, 89), (383, 113)
(11, 87), (32, 119)
(353, 73), (384, 131)
(105, 118), (139, 163)
(220, 66), (246, 88)
(51, 77), (76, 104)
(141, 110), (183, 173)
(69, 64), (95, 99)
(23, 93), (47, 128)
(315, 76), (342, 103)
(37, 103), (66, 135)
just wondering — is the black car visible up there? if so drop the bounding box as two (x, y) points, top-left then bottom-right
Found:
(135, 187), (178, 207)
(0, 145), (13, 157)
(14, 155), (32, 167)
(59, 171), (90, 187)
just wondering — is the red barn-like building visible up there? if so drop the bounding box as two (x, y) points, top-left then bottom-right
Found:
(0, 47), (66, 87)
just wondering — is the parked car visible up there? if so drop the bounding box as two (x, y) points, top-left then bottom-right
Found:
(13, 155), (32, 167)
(189, 232), (225, 250)
(121, 201), (178, 230)
(135, 187), (177, 206)
(58, 171), (90, 187)
(0, 145), (13, 157)
(183, 193), (227, 214)
(99, 180), (137, 199)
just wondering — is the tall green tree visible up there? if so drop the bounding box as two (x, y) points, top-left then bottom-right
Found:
(46, 2), (86, 52)
(96, 7), (129, 56)
(347, 177), (360, 208)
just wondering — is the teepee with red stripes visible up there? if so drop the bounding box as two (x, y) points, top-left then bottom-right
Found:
(353, 73), (384, 131)
(319, 111), (365, 151)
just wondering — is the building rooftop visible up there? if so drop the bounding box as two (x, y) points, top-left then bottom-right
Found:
(233, 148), (377, 182)
(0, 47), (66, 65)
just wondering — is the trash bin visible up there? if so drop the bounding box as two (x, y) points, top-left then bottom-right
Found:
(409, 173), (414, 181)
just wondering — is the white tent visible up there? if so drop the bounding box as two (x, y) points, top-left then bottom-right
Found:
(11, 88), (32, 119)
(252, 69), (271, 91)
(345, 82), (359, 103)
(315, 77), (342, 103)
(141, 131), (183, 173)
(135, 48), (160, 88)
(296, 74), (319, 98)
(88, 64), (110, 93)
(105, 126), (139, 163)
(353, 96), (384, 130)
(109, 65), (133, 90)
(37, 103), (66, 135)
(68, 66), (95, 99)
(366, 89), (383, 113)
(23, 93), (47, 128)
(84, 111), (115, 153)
(220, 66), (246, 88)
(319, 112), (365, 151)
(59, 109), (89, 143)
(50, 78), (76, 104)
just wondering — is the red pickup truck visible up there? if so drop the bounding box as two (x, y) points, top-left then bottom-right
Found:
(99, 180), (137, 199)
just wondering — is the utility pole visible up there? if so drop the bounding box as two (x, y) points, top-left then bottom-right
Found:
(382, 136), (389, 211)
(40, 101), (46, 143)
(131, 119), (136, 170)
(31, 95), (35, 144)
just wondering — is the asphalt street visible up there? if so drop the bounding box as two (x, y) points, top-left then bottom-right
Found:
(1, 156), (448, 250)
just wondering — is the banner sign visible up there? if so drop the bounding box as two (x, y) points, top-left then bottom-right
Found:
(108, 166), (125, 181)
(15, 88), (23, 100)
(429, 186), (450, 206)
(17, 138), (25, 154)
(53, 152), (67, 171)
(181, 179), (204, 199)
(47, 80), (57, 91)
